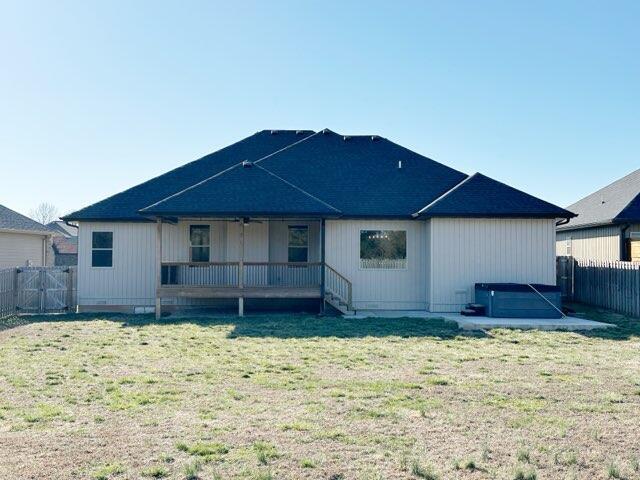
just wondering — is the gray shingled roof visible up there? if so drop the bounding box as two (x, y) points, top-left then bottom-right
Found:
(559, 169), (640, 231)
(65, 129), (573, 221)
(0, 204), (51, 234)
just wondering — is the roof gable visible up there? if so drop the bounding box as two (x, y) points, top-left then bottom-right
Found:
(561, 168), (640, 230)
(417, 173), (575, 218)
(141, 163), (340, 217)
(0, 204), (51, 233)
(64, 130), (315, 221)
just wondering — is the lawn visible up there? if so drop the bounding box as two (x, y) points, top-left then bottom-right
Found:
(0, 305), (639, 480)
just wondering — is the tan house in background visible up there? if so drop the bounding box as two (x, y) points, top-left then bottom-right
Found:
(556, 169), (640, 261)
(0, 204), (52, 268)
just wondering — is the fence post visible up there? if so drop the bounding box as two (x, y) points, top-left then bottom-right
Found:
(39, 268), (46, 313)
(66, 268), (73, 312)
(13, 268), (19, 313)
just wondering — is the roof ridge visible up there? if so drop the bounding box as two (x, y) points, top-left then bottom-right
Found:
(140, 162), (243, 212)
(253, 164), (341, 213)
(140, 131), (325, 213)
(253, 130), (322, 165)
(412, 173), (475, 216)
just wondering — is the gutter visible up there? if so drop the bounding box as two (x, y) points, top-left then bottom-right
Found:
(556, 218), (571, 227)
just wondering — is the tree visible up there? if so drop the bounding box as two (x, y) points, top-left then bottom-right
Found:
(30, 202), (59, 225)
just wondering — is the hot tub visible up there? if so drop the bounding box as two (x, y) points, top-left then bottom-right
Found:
(474, 283), (562, 319)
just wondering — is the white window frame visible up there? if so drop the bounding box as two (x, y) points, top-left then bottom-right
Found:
(91, 231), (113, 268)
(189, 224), (211, 263)
(359, 229), (408, 270)
(287, 225), (309, 263)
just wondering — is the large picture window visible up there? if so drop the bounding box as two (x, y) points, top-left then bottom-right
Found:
(91, 232), (113, 267)
(190, 225), (210, 262)
(360, 230), (407, 269)
(288, 225), (309, 263)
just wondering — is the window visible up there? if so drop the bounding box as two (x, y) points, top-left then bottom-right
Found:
(565, 238), (572, 256)
(360, 230), (407, 269)
(92, 232), (113, 267)
(288, 225), (308, 263)
(190, 225), (210, 262)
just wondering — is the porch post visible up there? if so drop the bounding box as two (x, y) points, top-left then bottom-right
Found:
(155, 218), (162, 320)
(320, 218), (326, 315)
(238, 219), (245, 317)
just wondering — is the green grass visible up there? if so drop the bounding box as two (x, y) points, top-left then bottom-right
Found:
(0, 307), (638, 478)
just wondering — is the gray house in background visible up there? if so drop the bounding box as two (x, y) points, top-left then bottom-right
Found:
(556, 169), (640, 262)
(0, 204), (52, 268)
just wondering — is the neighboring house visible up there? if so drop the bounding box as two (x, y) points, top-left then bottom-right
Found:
(47, 221), (78, 266)
(556, 169), (640, 262)
(63, 129), (574, 316)
(0, 204), (52, 268)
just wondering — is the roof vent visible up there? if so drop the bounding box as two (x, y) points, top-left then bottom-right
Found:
(343, 136), (351, 141)
(322, 128), (330, 134)
(296, 130), (304, 135)
(371, 135), (380, 141)
(270, 130), (278, 135)
(242, 160), (253, 168)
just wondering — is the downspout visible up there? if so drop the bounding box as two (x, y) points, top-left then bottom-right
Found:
(620, 223), (631, 261)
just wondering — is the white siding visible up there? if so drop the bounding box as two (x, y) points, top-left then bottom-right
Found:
(0, 231), (47, 268)
(429, 218), (556, 312)
(77, 220), (297, 308)
(325, 219), (428, 310)
(78, 222), (156, 306)
(556, 226), (621, 261)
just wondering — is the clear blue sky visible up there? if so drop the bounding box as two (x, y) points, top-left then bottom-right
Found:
(1, 0), (638, 218)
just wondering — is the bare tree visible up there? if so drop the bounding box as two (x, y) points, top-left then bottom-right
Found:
(30, 202), (59, 225)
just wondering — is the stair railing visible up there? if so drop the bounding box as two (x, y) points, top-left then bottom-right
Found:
(324, 264), (352, 311)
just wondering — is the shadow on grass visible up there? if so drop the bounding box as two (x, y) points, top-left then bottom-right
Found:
(0, 312), (478, 340)
(565, 302), (640, 341)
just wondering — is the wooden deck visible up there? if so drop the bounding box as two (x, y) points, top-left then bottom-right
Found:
(157, 285), (321, 299)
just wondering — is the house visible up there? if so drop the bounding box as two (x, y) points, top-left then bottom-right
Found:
(63, 129), (574, 317)
(47, 221), (78, 266)
(0, 204), (52, 268)
(556, 169), (640, 262)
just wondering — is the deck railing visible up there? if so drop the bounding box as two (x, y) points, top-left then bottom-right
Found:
(161, 262), (322, 288)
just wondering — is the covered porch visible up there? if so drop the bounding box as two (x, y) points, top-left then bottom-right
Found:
(152, 217), (351, 318)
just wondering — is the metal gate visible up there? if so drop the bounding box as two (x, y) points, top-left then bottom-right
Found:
(16, 267), (76, 313)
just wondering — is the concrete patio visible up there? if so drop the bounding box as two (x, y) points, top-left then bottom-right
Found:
(352, 310), (615, 331)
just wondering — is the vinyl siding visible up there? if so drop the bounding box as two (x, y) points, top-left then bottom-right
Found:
(0, 231), (47, 268)
(78, 222), (157, 306)
(325, 219), (428, 310)
(556, 226), (621, 261)
(430, 218), (556, 312)
(78, 220), (309, 307)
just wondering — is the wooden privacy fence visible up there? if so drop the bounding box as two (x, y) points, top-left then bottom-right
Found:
(0, 267), (77, 320)
(557, 257), (640, 317)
